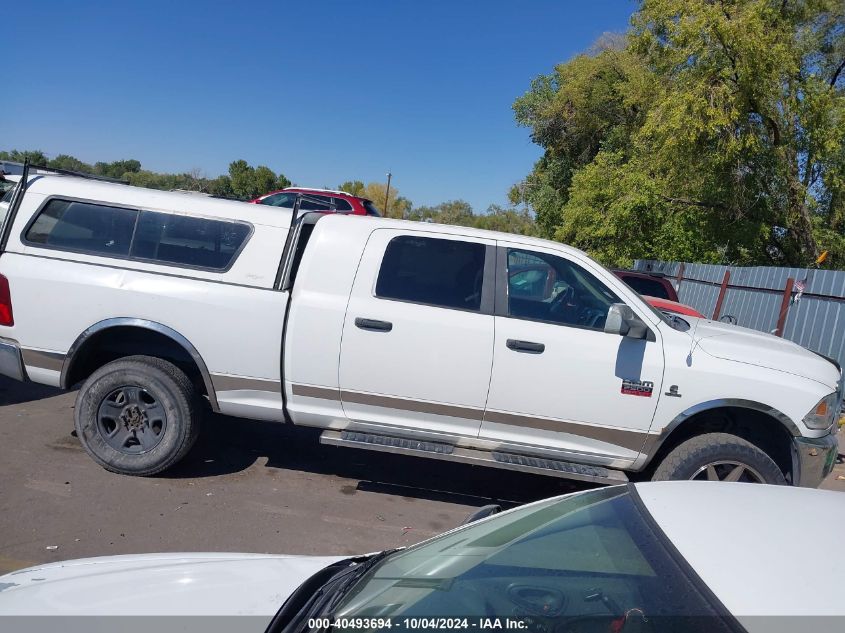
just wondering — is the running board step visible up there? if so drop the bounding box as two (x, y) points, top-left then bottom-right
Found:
(336, 431), (454, 455)
(319, 430), (628, 485)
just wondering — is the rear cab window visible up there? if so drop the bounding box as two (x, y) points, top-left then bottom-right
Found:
(23, 198), (252, 272)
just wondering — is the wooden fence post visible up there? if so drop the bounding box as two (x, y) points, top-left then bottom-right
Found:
(774, 277), (794, 337)
(712, 270), (731, 321)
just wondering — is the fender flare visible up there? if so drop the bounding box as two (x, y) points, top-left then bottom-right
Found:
(60, 317), (219, 411)
(635, 398), (800, 470)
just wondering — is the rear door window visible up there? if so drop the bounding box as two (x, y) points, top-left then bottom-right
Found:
(376, 235), (485, 311)
(25, 199), (137, 257)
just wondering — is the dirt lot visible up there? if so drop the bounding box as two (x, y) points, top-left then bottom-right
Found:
(1, 377), (842, 575)
(0, 378), (586, 574)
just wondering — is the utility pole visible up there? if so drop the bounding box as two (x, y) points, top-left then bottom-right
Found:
(521, 180), (529, 214)
(384, 171), (392, 217)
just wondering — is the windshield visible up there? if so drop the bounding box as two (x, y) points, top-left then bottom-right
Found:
(331, 487), (729, 631)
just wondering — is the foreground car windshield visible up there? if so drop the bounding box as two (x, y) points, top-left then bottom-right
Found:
(332, 487), (731, 631)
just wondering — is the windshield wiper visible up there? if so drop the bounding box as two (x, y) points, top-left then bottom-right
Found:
(265, 549), (400, 633)
(663, 312), (690, 331)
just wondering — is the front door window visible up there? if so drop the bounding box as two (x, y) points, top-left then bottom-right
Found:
(507, 249), (618, 330)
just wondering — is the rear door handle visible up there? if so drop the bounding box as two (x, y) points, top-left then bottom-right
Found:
(506, 339), (545, 354)
(355, 317), (393, 332)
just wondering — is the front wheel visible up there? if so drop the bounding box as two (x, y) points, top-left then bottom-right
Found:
(652, 432), (786, 484)
(74, 355), (201, 476)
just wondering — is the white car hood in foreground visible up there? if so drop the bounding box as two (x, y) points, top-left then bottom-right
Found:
(637, 482), (845, 633)
(0, 552), (343, 621)
(692, 319), (840, 390)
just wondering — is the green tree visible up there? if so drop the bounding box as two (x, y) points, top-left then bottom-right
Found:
(252, 166), (279, 197)
(228, 159), (252, 198)
(0, 148), (290, 204)
(474, 204), (540, 236)
(94, 159), (142, 180)
(338, 180), (365, 197)
(228, 159), (290, 199)
(208, 175), (234, 198)
(515, 0), (845, 268)
(358, 182), (412, 218)
(275, 172), (292, 190)
(0, 149), (48, 165)
(408, 200), (539, 235)
(411, 200), (475, 224)
(48, 154), (93, 173)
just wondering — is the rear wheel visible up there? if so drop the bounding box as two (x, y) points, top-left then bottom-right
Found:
(652, 432), (786, 484)
(74, 355), (201, 476)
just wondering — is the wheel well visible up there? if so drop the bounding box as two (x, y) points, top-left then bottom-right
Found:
(64, 326), (210, 401)
(645, 407), (795, 482)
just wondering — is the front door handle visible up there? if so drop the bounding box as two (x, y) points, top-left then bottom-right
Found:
(506, 339), (545, 354)
(355, 317), (393, 332)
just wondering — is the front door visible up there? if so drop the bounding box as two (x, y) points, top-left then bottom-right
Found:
(480, 244), (665, 461)
(339, 229), (496, 437)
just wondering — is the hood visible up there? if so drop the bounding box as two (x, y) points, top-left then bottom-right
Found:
(693, 320), (841, 390)
(0, 552), (345, 621)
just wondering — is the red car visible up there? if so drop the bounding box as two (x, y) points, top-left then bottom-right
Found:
(643, 295), (706, 318)
(613, 270), (679, 301)
(613, 270), (704, 318)
(250, 187), (381, 216)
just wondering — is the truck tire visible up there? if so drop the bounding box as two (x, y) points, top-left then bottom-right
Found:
(74, 355), (201, 476)
(652, 432), (786, 484)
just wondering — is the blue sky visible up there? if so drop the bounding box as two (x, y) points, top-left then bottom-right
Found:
(3, 1), (634, 211)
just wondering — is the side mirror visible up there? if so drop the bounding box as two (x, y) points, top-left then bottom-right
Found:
(720, 315), (737, 325)
(605, 303), (650, 340)
(460, 504), (502, 526)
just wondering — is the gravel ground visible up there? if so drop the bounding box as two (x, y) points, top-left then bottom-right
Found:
(0, 378), (585, 574)
(0, 377), (841, 575)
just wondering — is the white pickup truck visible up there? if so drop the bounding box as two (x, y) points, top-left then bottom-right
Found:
(0, 166), (840, 486)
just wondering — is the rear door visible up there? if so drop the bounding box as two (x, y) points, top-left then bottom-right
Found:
(338, 229), (496, 437)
